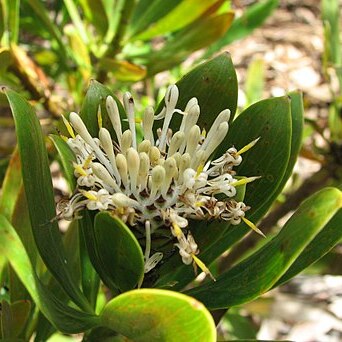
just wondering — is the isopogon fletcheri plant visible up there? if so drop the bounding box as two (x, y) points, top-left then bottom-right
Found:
(1, 54), (342, 341)
(58, 84), (262, 279)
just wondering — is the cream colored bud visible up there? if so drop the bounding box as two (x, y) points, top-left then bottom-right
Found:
(106, 96), (122, 144)
(185, 125), (200, 155)
(168, 131), (184, 157)
(99, 127), (120, 182)
(202, 109), (230, 151)
(138, 152), (150, 189)
(112, 193), (140, 209)
(178, 153), (191, 183)
(70, 112), (114, 175)
(172, 152), (181, 167)
(121, 129), (132, 154)
(162, 157), (178, 196)
(138, 140), (151, 153)
(142, 106), (155, 144)
(127, 147), (140, 192)
(91, 162), (120, 192)
(186, 104), (200, 128)
(164, 157), (178, 179)
(69, 112), (93, 147)
(150, 165), (165, 199)
(149, 146), (160, 166)
(184, 97), (198, 112)
(204, 121), (229, 159)
(165, 85), (179, 108)
(123, 92), (136, 149)
(151, 165), (165, 186)
(116, 153), (128, 187)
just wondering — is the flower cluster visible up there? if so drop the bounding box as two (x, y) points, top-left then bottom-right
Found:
(58, 85), (262, 278)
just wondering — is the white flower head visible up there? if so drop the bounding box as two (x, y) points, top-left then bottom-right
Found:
(58, 85), (262, 278)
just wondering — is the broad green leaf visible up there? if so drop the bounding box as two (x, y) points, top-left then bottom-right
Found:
(94, 212), (144, 292)
(253, 91), (304, 219)
(274, 208), (342, 287)
(144, 12), (234, 76)
(99, 58), (147, 81)
(0, 215), (100, 333)
(49, 134), (76, 191)
(186, 187), (342, 308)
(156, 96), (292, 289)
(0, 147), (22, 220)
(11, 187), (37, 266)
(202, 0), (279, 59)
(101, 289), (216, 342)
(2, 88), (91, 313)
(131, 0), (219, 41)
(79, 211), (121, 294)
(80, 80), (126, 137)
(78, 219), (100, 309)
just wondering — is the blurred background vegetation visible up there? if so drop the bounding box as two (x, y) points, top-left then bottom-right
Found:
(0, 0), (341, 340)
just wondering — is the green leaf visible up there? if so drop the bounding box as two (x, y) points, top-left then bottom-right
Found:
(274, 208), (342, 287)
(0, 0), (19, 45)
(80, 80), (126, 137)
(101, 289), (216, 342)
(94, 212), (144, 292)
(156, 96), (292, 289)
(79, 211), (120, 294)
(98, 58), (147, 81)
(322, 0), (341, 65)
(144, 12), (234, 76)
(63, 0), (89, 44)
(26, 0), (68, 58)
(202, 0), (279, 59)
(0, 300), (31, 338)
(254, 91), (304, 219)
(185, 187), (342, 308)
(50, 134), (76, 191)
(78, 219), (100, 309)
(2, 87), (91, 313)
(0, 147), (22, 220)
(0, 48), (12, 72)
(11, 187), (37, 266)
(64, 24), (91, 80)
(79, 0), (109, 37)
(0, 215), (100, 333)
(129, 0), (182, 38)
(245, 58), (265, 107)
(130, 0), (219, 41)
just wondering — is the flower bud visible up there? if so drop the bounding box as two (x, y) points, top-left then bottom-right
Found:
(106, 96), (122, 144)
